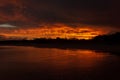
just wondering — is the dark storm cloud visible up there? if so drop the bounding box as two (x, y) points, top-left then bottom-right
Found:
(0, 0), (119, 27)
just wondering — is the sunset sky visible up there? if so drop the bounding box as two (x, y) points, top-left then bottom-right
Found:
(0, 0), (119, 40)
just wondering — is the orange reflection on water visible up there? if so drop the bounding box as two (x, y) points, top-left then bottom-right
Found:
(0, 46), (111, 71)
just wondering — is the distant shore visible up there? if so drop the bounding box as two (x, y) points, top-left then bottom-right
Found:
(0, 39), (120, 54)
(0, 32), (120, 54)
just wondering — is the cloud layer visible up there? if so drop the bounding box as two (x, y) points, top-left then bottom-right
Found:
(0, 0), (119, 39)
(0, 0), (119, 27)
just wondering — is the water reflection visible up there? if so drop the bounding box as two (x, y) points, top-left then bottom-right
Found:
(0, 46), (119, 80)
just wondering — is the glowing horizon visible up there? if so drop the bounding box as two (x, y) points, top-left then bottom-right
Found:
(0, 24), (113, 40)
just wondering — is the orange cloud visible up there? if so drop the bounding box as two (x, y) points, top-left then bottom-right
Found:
(0, 24), (111, 40)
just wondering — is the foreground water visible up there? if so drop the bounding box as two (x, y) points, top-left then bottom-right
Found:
(0, 46), (120, 80)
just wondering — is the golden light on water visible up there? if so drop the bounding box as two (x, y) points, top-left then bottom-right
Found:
(0, 46), (109, 69)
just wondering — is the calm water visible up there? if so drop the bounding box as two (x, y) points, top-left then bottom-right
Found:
(0, 46), (120, 80)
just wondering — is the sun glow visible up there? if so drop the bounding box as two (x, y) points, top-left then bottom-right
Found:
(0, 24), (109, 40)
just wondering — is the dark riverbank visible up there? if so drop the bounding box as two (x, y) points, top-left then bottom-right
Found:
(0, 32), (120, 55)
(0, 39), (120, 56)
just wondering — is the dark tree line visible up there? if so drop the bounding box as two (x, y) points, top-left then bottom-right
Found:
(0, 32), (120, 45)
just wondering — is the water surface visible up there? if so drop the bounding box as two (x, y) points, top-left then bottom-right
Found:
(0, 46), (120, 80)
